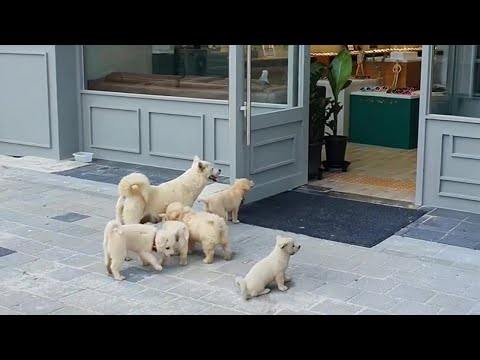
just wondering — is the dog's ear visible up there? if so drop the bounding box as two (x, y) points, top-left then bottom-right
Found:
(276, 235), (289, 249)
(241, 180), (253, 191)
(197, 161), (205, 171)
(183, 227), (189, 241)
(193, 155), (200, 162)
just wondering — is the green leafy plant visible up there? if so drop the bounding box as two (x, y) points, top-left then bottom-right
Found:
(309, 62), (334, 144)
(324, 48), (353, 136)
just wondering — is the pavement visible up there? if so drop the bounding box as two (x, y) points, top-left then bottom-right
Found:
(1, 163), (480, 315)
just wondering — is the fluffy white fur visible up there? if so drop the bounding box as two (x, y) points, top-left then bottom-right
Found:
(235, 235), (301, 300)
(115, 156), (221, 225)
(160, 202), (232, 264)
(199, 178), (254, 223)
(156, 220), (190, 266)
(103, 220), (168, 281)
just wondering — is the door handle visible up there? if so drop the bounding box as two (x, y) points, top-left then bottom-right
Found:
(246, 45), (252, 146)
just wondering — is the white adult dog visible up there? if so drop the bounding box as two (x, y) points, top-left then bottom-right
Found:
(160, 202), (233, 264)
(103, 220), (174, 281)
(235, 235), (301, 300)
(115, 156), (221, 225)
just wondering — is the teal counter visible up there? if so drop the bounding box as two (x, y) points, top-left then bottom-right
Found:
(349, 91), (420, 149)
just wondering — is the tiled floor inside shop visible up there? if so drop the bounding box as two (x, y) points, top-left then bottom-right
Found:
(310, 143), (417, 203)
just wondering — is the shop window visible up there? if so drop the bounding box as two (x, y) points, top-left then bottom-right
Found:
(430, 45), (480, 117)
(83, 45), (288, 104)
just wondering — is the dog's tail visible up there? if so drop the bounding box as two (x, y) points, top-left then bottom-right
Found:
(115, 196), (125, 224)
(103, 220), (123, 272)
(118, 172), (151, 203)
(235, 277), (249, 299)
(104, 219), (123, 237)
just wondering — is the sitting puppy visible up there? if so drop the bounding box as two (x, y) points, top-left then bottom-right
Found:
(103, 220), (171, 281)
(235, 235), (301, 300)
(198, 178), (254, 223)
(160, 202), (233, 264)
(156, 220), (190, 266)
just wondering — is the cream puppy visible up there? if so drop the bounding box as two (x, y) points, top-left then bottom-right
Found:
(157, 220), (190, 266)
(115, 156), (221, 225)
(160, 202), (232, 264)
(198, 178), (254, 223)
(235, 235), (301, 300)
(103, 220), (170, 281)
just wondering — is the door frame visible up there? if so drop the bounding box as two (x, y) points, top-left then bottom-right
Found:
(228, 45), (311, 189)
(415, 45), (432, 207)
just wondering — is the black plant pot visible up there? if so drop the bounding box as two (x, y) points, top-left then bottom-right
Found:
(308, 142), (323, 180)
(324, 135), (350, 172)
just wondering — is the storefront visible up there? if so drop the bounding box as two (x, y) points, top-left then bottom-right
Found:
(0, 45), (310, 203)
(418, 45), (480, 214)
(0, 45), (478, 214)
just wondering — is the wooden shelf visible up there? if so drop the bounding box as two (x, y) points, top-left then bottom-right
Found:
(311, 47), (423, 57)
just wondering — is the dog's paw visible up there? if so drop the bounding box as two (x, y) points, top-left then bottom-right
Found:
(114, 275), (126, 281)
(278, 285), (288, 291)
(224, 252), (233, 261)
(179, 259), (188, 266)
(231, 220), (240, 224)
(153, 265), (163, 271)
(203, 258), (214, 264)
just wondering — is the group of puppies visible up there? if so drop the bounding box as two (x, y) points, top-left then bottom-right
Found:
(102, 156), (301, 300)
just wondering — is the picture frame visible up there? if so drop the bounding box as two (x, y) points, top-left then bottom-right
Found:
(262, 45), (276, 57)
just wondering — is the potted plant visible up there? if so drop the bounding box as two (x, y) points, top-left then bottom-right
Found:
(323, 48), (353, 171)
(308, 61), (333, 179)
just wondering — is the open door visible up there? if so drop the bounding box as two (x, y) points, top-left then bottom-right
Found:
(228, 45), (310, 203)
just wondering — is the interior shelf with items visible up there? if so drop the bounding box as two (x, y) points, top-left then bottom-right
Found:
(311, 45), (422, 89)
(311, 45), (422, 58)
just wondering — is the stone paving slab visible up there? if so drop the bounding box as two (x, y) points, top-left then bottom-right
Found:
(0, 165), (480, 315)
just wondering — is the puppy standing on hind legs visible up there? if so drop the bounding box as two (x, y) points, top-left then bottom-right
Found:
(198, 178), (254, 223)
(235, 235), (301, 300)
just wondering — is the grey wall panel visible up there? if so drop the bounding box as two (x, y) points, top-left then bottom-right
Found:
(0, 50), (52, 149)
(423, 118), (480, 214)
(0, 45), (78, 160)
(89, 106), (141, 153)
(149, 112), (204, 160)
(81, 92), (230, 175)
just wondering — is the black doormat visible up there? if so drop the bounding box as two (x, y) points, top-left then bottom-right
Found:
(54, 159), (229, 186)
(239, 190), (427, 248)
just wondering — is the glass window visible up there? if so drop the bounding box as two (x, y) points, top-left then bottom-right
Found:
(247, 45), (289, 104)
(83, 45), (230, 100)
(430, 45), (480, 118)
(83, 45), (290, 104)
